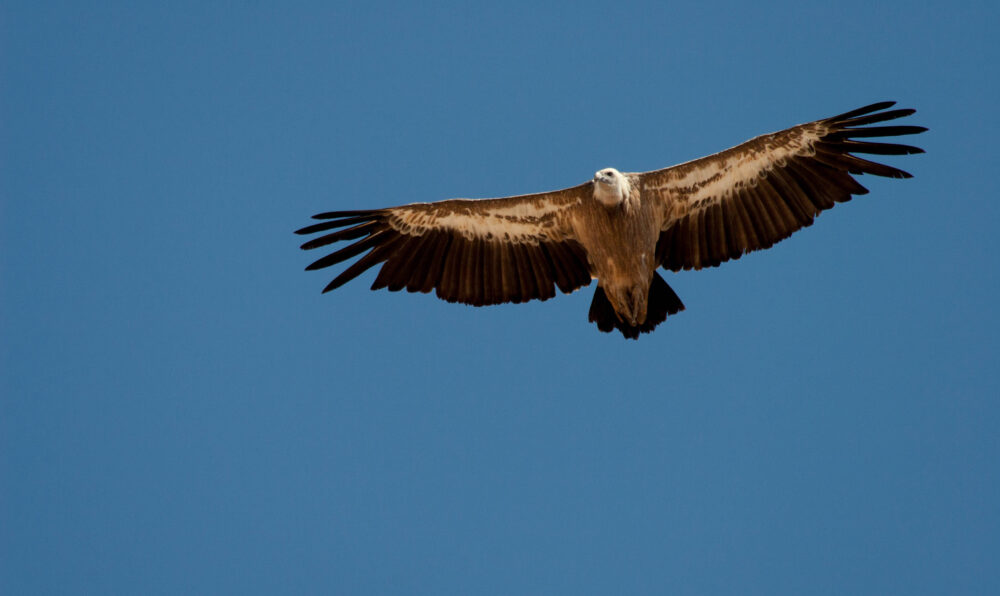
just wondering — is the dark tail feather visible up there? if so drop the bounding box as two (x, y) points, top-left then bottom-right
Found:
(588, 273), (685, 339)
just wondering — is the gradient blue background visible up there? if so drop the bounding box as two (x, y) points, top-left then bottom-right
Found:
(3, 1), (998, 594)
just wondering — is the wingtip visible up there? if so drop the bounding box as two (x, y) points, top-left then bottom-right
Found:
(312, 209), (379, 220)
(323, 276), (351, 293)
(828, 101), (898, 122)
(870, 100), (897, 111)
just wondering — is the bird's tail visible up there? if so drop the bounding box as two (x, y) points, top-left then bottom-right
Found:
(587, 272), (685, 340)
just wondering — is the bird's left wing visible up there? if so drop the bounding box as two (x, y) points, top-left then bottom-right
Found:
(642, 102), (926, 271)
(296, 185), (595, 306)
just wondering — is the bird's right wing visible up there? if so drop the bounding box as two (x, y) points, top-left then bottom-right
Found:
(295, 184), (595, 306)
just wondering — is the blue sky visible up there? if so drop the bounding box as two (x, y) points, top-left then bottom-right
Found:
(2, 1), (997, 594)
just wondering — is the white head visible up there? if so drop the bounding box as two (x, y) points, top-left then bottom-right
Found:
(593, 167), (631, 207)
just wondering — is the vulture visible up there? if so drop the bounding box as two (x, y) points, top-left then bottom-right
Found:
(296, 102), (925, 339)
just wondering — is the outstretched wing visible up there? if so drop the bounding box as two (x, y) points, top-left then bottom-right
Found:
(644, 102), (926, 271)
(295, 185), (595, 306)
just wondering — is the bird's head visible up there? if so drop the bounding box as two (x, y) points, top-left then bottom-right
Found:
(593, 167), (630, 207)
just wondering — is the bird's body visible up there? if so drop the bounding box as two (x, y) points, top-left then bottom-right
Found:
(570, 175), (660, 326)
(296, 102), (926, 338)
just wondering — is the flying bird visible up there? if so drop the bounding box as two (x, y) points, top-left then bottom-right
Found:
(296, 102), (925, 339)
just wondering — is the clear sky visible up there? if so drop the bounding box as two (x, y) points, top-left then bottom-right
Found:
(3, 1), (998, 594)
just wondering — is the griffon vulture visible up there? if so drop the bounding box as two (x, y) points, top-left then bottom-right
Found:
(296, 102), (925, 338)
